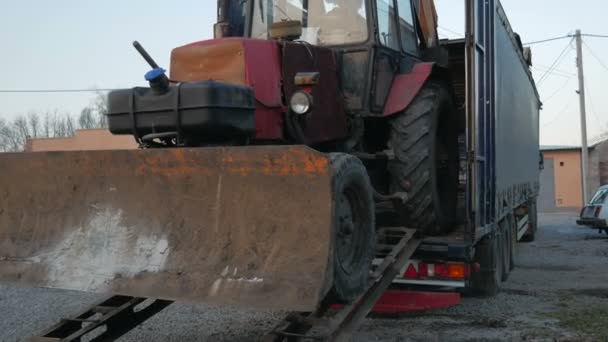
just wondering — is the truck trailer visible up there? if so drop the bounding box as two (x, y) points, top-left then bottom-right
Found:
(0, 0), (541, 340)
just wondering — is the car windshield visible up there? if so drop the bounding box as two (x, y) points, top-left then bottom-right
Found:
(590, 188), (608, 205)
(251, 0), (368, 46)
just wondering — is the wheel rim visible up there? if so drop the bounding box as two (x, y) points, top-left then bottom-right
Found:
(336, 186), (363, 276)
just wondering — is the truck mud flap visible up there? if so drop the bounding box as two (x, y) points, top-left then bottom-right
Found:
(0, 146), (333, 311)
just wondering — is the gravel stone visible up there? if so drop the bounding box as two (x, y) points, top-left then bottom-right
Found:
(1, 212), (606, 341)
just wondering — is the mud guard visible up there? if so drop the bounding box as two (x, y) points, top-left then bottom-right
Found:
(382, 62), (435, 117)
(0, 146), (334, 311)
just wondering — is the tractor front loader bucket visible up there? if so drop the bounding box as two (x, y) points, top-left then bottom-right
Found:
(0, 146), (334, 311)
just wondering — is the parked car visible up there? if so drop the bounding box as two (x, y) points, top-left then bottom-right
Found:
(577, 185), (608, 234)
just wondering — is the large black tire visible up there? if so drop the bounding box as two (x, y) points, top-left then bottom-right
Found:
(388, 81), (459, 235)
(521, 200), (538, 243)
(470, 233), (502, 297)
(329, 153), (376, 303)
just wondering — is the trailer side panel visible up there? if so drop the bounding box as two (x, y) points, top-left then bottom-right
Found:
(494, 1), (541, 217)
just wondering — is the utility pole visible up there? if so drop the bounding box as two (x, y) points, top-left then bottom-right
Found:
(576, 29), (590, 204)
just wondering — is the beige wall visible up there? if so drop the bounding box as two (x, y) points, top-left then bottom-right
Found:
(543, 150), (583, 208)
(25, 129), (138, 152)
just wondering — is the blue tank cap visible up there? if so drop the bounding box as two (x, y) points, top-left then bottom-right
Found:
(145, 68), (166, 81)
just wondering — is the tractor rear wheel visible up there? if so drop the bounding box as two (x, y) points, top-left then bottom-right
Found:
(387, 81), (459, 235)
(329, 153), (376, 303)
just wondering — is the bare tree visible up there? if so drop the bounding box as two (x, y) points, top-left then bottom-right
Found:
(42, 110), (53, 138)
(1, 93), (110, 152)
(0, 118), (14, 152)
(28, 112), (40, 138)
(66, 115), (76, 136)
(92, 91), (109, 128)
(78, 107), (96, 129)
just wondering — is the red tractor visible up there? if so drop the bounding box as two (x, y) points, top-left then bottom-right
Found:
(107, 0), (460, 302)
(1, 0), (467, 311)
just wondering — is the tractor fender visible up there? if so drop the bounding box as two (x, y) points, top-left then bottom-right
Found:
(382, 62), (436, 117)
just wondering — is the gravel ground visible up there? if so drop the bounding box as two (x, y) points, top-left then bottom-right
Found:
(1, 212), (607, 341)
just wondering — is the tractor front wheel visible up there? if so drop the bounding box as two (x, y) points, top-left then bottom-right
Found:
(329, 153), (376, 303)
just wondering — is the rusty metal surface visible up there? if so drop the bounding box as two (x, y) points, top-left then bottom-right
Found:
(0, 146), (333, 311)
(170, 39), (247, 85)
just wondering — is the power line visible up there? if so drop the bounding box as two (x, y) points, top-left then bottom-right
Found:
(583, 33), (608, 39)
(532, 63), (576, 77)
(523, 33), (608, 46)
(0, 88), (117, 94)
(532, 66), (574, 79)
(537, 37), (575, 86)
(584, 81), (604, 127)
(438, 25), (464, 37)
(582, 39), (608, 73)
(524, 35), (572, 46)
(543, 76), (574, 103)
(542, 96), (576, 128)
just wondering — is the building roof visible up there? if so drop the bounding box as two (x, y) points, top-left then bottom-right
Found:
(540, 145), (585, 152)
(25, 129), (137, 152)
(541, 138), (608, 152)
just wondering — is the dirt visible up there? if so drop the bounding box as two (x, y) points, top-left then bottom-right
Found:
(1, 212), (608, 341)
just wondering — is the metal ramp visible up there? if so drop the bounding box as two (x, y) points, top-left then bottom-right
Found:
(30, 296), (172, 342)
(261, 227), (420, 342)
(30, 228), (419, 342)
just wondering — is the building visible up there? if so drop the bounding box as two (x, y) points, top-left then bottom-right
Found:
(25, 129), (138, 152)
(540, 139), (608, 211)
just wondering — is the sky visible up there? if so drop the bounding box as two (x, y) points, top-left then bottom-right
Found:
(0, 0), (606, 146)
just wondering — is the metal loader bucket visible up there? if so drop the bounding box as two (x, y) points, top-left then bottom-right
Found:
(0, 146), (333, 311)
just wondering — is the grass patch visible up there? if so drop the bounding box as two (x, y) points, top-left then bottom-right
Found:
(548, 305), (608, 340)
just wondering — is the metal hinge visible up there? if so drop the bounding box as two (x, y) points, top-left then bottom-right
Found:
(465, 33), (475, 48)
(467, 151), (476, 164)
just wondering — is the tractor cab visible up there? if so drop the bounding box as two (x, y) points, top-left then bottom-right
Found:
(218, 0), (441, 116)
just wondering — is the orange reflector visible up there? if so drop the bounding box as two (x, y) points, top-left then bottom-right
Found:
(448, 264), (466, 279)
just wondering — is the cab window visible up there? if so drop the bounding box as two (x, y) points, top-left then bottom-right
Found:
(251, 0), (368, 46)
(396, 0), (418, 53)
(376, 0), (399, 50)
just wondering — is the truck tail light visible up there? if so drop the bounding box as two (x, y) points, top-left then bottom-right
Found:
(404, 264), (418, 279)
(403, 262), (471, 280)
(448, 264), (467, 279)
(594, 206), (602, 218)
(418, 262), (429, 278)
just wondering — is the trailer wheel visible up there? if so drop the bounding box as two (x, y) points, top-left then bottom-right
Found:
(388, 81), (459, 235)
(470, 233), (501, 297)
(329, 154), (376, 303)
(521, 200), (538, 242)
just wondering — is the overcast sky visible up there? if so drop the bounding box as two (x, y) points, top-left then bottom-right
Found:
(0, 0), (606, 146)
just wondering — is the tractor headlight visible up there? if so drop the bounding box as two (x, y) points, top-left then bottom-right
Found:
(290, 91), (313, 115)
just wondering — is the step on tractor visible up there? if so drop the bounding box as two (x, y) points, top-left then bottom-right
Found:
(0, 0), (541, 339)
